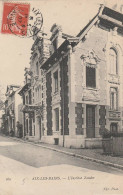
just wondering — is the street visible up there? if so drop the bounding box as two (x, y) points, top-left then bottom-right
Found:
(0, 136), (123, 195)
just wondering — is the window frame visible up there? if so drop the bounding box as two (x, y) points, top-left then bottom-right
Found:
(109, 48), (118, 75)
(36, 61), (39, 76)
(53, 70), (59, 94)
(25, 95), (29, 105)
(86, 65), (96, 88)
(54, 107), (59, 132)
(110, 87), (118, 111)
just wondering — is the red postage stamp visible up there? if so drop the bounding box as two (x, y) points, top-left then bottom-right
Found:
(1, 2), (30, 36)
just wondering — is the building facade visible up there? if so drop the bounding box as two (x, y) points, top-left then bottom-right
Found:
(20, 5), (123, 148)
(4, 85), (23, 136)
(19, 34), (50, 141)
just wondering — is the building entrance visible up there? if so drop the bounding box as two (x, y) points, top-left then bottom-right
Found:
(86, 105), (95, 138)
(37, 117), (41, 140)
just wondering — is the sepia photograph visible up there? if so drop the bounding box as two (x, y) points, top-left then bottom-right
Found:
(0, 0), (123, 194)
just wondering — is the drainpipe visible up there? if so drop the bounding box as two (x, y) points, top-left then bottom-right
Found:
(61, 51), (65, 147)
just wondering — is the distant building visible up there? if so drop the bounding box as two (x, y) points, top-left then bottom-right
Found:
(19, 5), (123, 148)
(4, 85), (23, 136)
(0, 109), (5, 129)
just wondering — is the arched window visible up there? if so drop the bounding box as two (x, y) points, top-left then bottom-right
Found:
(109, 48), (118, 75)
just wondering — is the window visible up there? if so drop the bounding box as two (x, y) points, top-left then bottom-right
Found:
(25, 76), (27, 83)
(109, 48), (118, 75)
(86, 66), (96, 88)
(110, 123), (118, 133)
(23, 95), (25, 105)
(37, 88), (39, 99)
(29, 90), (31, 104)
(25, 95), (28, 104)
(35, 88), (37, 102)
(110, 88), (118, 110)
(54, 108), (59, 131)
(36, 62), (39, 76)
(53, 71), (58, 93)
(41, 70), (43, 75)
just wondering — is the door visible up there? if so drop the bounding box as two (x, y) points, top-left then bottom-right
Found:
(29, 118), (32, 136)
(26, 119), (28, 134)
(38, 117), (41, 139)
(86, 105), (95, 138)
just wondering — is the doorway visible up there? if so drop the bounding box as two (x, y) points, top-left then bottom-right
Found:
(26, 119), (28, 134)
(37, 117), (41, 140)
(86, 105), (95, 138)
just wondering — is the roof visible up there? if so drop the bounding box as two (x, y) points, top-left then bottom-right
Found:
(18, 83), (31, 96)
(77, 6), (123, 38)
(41, 5), (123, 71)
(102, 6), (123, 22)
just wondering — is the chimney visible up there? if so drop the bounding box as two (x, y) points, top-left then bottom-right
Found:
(50, 24), (63, 54)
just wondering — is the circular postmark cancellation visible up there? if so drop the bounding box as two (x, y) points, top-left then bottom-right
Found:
(27, 7), (43, 38)
(1, 3), (43, 38)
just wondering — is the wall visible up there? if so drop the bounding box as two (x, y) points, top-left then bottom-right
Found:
(71, 25), (108, 104)
(69, 24), (123, 139)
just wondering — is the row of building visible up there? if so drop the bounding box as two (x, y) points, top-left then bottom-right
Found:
(1, 5), (123, 148)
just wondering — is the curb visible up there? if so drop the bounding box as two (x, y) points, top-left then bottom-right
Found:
(2, 135), (123, 171)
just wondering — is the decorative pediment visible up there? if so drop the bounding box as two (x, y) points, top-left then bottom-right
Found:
(81, 50), (101, 65)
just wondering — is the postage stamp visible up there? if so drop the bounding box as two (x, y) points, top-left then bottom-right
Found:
(1, 2), (30, 36)
(1, 2), (43, 37)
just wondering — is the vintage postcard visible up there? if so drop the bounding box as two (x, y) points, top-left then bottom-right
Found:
(0, 0), (123, 194)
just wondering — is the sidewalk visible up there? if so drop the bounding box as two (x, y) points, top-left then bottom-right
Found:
(3, 135), (123, 170)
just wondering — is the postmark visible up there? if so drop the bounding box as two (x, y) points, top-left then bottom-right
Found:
(1, 2), (43, 37)
(27, 7), (43, 37)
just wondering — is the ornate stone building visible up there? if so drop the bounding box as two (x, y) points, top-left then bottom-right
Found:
(41, 5), (123, 148)
(19, 34), (50, 141)
(20, 5), (123, 148)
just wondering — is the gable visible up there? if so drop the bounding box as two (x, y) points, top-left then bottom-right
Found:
(76, 5), (123, 43)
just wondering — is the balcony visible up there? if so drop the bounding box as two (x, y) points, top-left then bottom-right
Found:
(109, 110), (121, 121)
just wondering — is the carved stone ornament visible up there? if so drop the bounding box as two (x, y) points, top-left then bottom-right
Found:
(81, 50), (101, 65)
(82, 88), (100, 102)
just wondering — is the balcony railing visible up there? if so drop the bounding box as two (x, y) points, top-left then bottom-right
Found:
(109, 110), (121, 121)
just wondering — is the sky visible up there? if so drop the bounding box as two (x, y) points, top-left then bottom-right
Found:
(0, 0), (121, 95)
